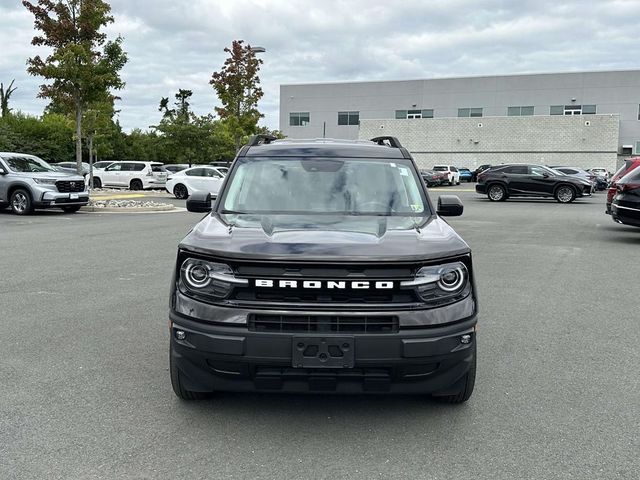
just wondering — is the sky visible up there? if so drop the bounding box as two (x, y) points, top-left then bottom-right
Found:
(1, 0), (640, 132)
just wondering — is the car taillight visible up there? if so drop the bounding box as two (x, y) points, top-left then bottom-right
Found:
(618, 183), (640, 192)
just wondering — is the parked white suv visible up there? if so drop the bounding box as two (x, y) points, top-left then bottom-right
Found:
(92, 161), (167, 190)
(433, 165), (460, 185)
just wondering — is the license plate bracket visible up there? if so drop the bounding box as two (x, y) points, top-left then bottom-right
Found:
(292, 336), (354, 369)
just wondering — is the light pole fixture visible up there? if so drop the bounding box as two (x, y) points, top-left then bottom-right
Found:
(250, 46), (266, 54)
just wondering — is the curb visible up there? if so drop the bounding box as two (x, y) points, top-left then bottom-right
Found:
(82, 205), (177, 213)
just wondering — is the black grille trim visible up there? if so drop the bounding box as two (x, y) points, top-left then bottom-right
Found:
(56, 180), (85, 193)
(248, 314), (399, 334)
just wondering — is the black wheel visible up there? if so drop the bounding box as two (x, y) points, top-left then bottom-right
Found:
(487, 184), (507, 202)
(170, 353), (209, 400)
(173, 183), (189, 199)
(130, 179), (143, 191)
(10, 188), (33, 215)
(433, 348), (476, 404)
(91, 177), (102, 189)
(62, 206), (82, 213)
(555, 185), (576, 203)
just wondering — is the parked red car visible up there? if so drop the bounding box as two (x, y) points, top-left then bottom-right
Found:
(606, 158), (640, 214)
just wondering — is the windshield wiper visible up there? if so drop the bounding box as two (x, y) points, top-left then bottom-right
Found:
(220, 209), (247, 214)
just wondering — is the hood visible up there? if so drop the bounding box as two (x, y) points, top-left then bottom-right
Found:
(179, 213), (470, 262)
(14, 171), (85, 182)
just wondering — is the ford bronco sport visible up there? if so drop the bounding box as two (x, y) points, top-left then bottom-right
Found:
(169, 136), (478, 403)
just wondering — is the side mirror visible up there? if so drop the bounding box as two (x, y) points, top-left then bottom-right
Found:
(0, 166), (6, 175)
(186, 192), (212, 213)
(542, 173), (550, 178)
(437, 195), (463, 217)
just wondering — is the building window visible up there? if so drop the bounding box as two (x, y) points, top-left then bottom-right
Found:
(550, 105), (596, 116)
(395, 109), (434, 119)
(508, 106), (534, 116)
(636, 141), (640, 154)
(338, 111), (359, 125)
(458, 107), (483, 117)
(289, 112), (310, 126)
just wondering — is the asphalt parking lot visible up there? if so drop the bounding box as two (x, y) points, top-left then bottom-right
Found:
(1, 188), (638, 479)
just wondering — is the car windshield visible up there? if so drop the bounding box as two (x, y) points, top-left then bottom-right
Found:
(4, 155), (55, 173)
(221, 158), (428, 216)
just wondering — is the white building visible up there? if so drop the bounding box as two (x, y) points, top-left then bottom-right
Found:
(280, 70), (640, 170)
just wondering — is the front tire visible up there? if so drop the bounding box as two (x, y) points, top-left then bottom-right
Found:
(91, 177), (102, 189)
(170, 353), (209, 400)
(10, 189), (33, 215)
(555, 185), (576, 203)
(173, 183), (189, 199)
(433, 347), (476, 404)
(487, 184), (507, 202)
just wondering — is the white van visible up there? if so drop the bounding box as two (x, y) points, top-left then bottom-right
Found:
(92, 161), (167, 190)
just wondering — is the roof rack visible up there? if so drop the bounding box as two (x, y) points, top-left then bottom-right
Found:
(247, 134), (277, 146)
(370, 136), (403, 148)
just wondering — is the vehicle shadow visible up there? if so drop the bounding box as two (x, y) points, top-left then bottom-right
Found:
(597, 224), (640, 242)
(0, 208), (78, 216)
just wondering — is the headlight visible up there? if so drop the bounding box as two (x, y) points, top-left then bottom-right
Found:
(401, 262), (470, 306)
(179, 258), (247, 300)
(33, 178), (57, 185)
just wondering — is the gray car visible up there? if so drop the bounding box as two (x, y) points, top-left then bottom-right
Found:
(0, 152), (89, 215)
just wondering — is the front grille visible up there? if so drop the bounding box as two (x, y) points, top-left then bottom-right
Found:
(56, 180), (85, 193)
(227, 261), (421, 307)
(234, 289), (415, 304)
(249, 314), (399, 334)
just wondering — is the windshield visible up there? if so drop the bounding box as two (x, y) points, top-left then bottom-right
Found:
(3, 155), (55, 173)
(221, 158), (429, 216)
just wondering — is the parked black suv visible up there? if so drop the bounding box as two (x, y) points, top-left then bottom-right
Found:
(170, 136), (478, 402)
(476, 164), (593, 203)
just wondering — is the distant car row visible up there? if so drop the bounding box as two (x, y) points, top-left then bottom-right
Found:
(421, 165), (473, 186)
(60, 161), (230, 193)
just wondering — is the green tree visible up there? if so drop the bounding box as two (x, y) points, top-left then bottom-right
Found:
(210, 40), (264, 151)
(154, 89), (201, 165)
(23, 0), (127, 174)
(0, 111), (74, 161)
(0, 80), (18, 117)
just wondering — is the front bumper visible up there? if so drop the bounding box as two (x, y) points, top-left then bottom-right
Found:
(35, 189), (89, 208)
(475, 184), (487, 194)
(170, 312), (477, 394)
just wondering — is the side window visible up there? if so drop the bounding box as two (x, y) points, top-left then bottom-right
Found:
(531, 166), (549, 176)
(106, 163), (122, 171)
(503, 166), (528, 174)
(559, 168), (577, 174)
(185, 168), (203, 177)
(131, 163), (145, 171)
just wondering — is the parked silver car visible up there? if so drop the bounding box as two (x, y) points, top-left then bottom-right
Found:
(0, 153), (89, 215)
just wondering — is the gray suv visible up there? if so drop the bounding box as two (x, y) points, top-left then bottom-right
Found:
(0, 153), (89, 215)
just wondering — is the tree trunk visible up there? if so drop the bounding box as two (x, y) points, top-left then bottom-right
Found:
(88, 134), (94, 189)
(75, 97), (83, 174)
